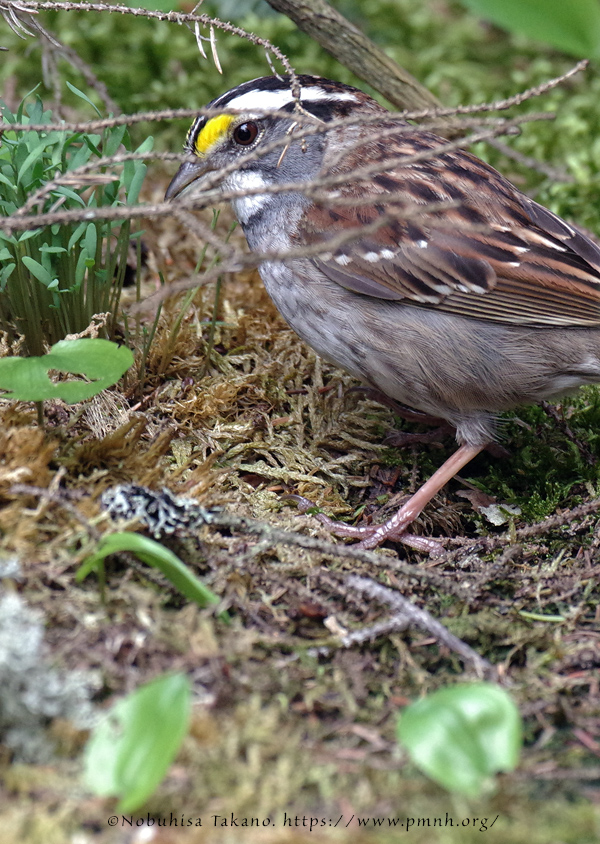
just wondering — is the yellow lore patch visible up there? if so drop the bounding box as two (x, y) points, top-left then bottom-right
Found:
(193, 114), (235, 156)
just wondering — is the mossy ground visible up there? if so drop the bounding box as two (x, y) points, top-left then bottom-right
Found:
(0, 2), (599, 842)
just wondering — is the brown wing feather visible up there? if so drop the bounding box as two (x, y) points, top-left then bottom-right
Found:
(298, 129), (600, 327)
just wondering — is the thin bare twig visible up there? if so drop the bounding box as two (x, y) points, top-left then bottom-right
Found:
(0, 5), (589, 329)
(1, 109), (553, 236)
(346, 575), (493, 676)
(10, 0), (297, 80)
(402, 60), (588, 124)
(448, 497), (600, 552)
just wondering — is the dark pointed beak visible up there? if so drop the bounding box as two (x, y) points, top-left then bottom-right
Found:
(165, 158), (209, 200)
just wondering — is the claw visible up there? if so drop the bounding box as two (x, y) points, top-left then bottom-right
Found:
(282, 492), (443, 552)
(282, 442), (484, 555)
(282, 493), (321, 514)
(284, 493), (375, 537)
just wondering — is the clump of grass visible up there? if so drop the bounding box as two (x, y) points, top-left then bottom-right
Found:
(0, 90), (151, 356)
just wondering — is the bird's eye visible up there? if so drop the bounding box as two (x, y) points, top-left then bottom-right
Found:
(233, 122), (259, 146)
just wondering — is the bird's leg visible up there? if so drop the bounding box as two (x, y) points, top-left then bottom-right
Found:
(288, 442), (484, 552)
(356, 443), (485, 549)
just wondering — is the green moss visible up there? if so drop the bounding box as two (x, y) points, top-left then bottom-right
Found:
(1, 3), (600, 840)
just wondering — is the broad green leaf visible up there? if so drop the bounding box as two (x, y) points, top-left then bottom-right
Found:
(0, 173), (17, 190)
(67, 142), (94, 172)
(68, 222), (87, 251)
(52, 185), (87, 207)
(26, 96), (44, 125)
(458, 0), (600, 58)
(21, 256), (54, 286)
(77, 532), (223, 611)
(397, 683), (522, 797)
(39, 130), (67, 151)
(74, 249), (88, 286)
(60, 131), (85, 161)
(0, 338), (133, 402)
(84, 672), (191, 812)
(135, 136), (155, 156)
(0, 202), (17, 218)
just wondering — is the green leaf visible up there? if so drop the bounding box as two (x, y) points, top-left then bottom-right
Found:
(84, 672), (191, 812)
(0, 338), (133, 403)
(83, 134), (102, 158)
(77, 532), (223, 611)
(126, 162), (147, 205)
(67, 142), (94, 172)
(52, 185), (87, 207)
(67, 222), (87, 251)
(0, 173), (17, 191)
(458, 0), (600, 58)
(74, 249), (88, 286)
(84, 223), (98, 258)
(135, 136), (155, 156)
(17, 139), (49, 186)
(26, 96), (44, 125)
(66, 81), (102, 117)
(0, 263), (16, 286)
(0, 232), (17, 249)
(397, 683), (522, 797)
(21, 256), (54, 286)
(39, 245), (67, 255)
(16, 229), (42, 243)
(103, 124), (127, 158)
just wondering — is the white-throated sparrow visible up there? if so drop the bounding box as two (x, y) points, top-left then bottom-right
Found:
(166, 75), (600, 550)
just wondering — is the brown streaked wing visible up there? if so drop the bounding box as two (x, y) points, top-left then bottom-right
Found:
(298, 143), (600, 327)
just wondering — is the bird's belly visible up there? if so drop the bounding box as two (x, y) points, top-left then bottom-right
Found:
(259, 261), (600, 439)
(260, 260), (398, 389)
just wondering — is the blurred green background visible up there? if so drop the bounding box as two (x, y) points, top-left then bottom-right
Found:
(1, 0), (600, 236)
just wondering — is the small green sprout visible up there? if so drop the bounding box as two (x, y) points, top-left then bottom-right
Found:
(397, 682), (522, 796)
(84, 672), (192, 812)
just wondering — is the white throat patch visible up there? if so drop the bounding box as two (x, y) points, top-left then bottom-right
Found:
(224, 170), (271, 225)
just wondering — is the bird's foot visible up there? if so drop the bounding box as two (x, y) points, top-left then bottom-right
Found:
(285, 442), (485, 555)
(286, 494), (445, 555)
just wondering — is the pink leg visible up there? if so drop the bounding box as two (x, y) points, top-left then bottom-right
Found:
(357, 443), (485, 549)
(287, 442), (485, 552)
